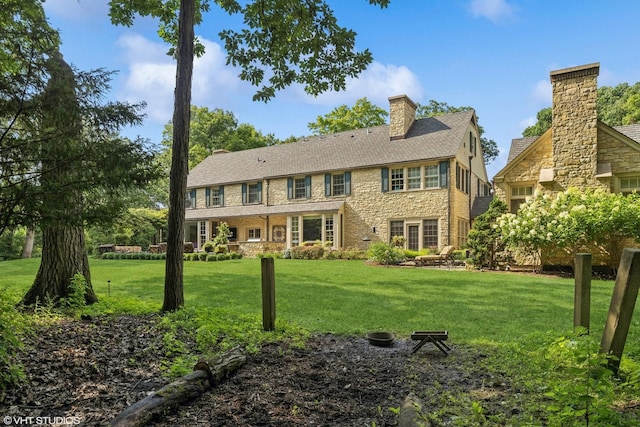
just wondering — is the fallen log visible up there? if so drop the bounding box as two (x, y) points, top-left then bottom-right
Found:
(110, 346), (246, 427)
(398, 393), (430, 427)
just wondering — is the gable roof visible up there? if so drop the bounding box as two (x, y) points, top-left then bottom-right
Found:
(506, 136), (538, 164)
(187, 110), (476, 188)
(614, 123), (640, 142)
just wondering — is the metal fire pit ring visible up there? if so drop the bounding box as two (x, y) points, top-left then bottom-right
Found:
(366, 331), (395, 347)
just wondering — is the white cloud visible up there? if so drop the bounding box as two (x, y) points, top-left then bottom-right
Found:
(291, 62), (424, 108)
(468, 0), (514, 23)
(116, 33), (246, 123)
(518, 116), (536, 131)
(531, 79), (552, 104)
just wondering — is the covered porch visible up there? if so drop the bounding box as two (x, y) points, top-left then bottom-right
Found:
(185, 200), (344, 256)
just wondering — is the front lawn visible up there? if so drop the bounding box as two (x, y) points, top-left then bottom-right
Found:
(2, 258), (639, 425)
(0, 258), (631, 343)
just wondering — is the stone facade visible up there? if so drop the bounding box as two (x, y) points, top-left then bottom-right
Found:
(494, 62), (640, 267)
(185, 94), (490, 257)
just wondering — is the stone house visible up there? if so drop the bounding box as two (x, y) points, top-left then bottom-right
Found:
(185, 95), (491, 257)
(493, 62), (640, 265)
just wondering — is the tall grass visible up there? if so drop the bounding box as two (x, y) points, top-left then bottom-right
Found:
(1, 258), (633, 345)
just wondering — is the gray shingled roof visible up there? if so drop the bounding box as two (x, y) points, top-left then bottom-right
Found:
(471, 196), (493, 219)
(614, 123), (640, 142)
(187, 110), (474, 188)
(507, 136), (538, 164)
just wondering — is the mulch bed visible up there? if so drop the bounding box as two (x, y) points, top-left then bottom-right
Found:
(2, 315), (517, 426)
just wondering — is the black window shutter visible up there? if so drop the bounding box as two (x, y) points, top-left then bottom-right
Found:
(439, 161), (449, 188)
(345, 171), (351, 195)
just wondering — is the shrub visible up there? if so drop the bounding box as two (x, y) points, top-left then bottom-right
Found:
(291, 245), (324, 260)
(198, 252), (208, 261)
(367, 242), (404, 265)
(203, 241), (215, 253)
(0, 292), (27, 389)
(230, 252), (242, 259)
(206, 254), (218, 262)
(467, 198), (508, 269)
(403, 249), (419, 259)
(216, 253), (228, 261)
(59, 273), (87, 310)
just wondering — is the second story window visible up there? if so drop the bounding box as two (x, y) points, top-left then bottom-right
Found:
(295, 178), (306, 199)
(288, 176), (311, 199)
(242, 182), (262, 204)
(391, 168), (404, 191)
(424, 164), (439, 188)
(186, 189), (196, 209)
(325, 172), (351, 196)
(382, 163), (446, 192)
(407, 167), (421, 189)
(455, 163), (470, 194)
(206, 186), (224, 207)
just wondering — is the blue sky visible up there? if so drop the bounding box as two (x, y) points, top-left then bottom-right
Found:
(42, 0), (640, 178)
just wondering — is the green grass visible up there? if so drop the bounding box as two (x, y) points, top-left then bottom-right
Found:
(1, 258), (634, 345)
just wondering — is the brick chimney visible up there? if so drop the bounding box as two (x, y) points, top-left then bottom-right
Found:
(549, 63), (600, 187)
(388, 94), (417, 140)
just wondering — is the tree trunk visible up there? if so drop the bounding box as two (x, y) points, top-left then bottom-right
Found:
(21, 223), (97, 305)
(21, 51), (97, 306)
(110, 347), (246, 427)
(163, 0), (195, 312)
(21, 227), (35, 259)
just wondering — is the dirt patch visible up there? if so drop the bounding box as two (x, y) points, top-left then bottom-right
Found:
(2, 315), (518, 426)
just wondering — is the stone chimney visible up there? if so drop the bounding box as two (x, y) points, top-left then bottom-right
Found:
(388, 94), (417, 140)
(549, 62), (600, 187)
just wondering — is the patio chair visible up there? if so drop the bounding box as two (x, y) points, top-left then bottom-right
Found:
(415, 245), (455, 267)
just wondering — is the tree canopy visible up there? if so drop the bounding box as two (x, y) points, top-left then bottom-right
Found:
(109, 0), (391, 312)
(523, 82), (640, 137)
(161, 106), (280, 169)
(307, 97), (388, 134)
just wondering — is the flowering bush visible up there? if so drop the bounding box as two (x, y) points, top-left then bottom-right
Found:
(497, 188), (640, 271)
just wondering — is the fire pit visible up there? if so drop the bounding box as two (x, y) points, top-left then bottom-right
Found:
(366, 331), (394, 347)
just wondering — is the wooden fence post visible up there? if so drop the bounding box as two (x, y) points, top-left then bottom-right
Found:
(261, 257), (276, 331)
(600, 248), (640, 373)
(574, 253), (592, 332)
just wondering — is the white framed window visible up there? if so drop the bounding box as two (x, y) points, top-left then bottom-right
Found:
(247, 228), (261, 242)
(386, 164), (442, 192)
(407, 167), (421, 189)
(424, 164), (439, 188)
(186, 189), (196, 209)
(423, 219), (439, 249)
(332, 174), (345, 196)
(391, 168), (404, 191)
(199, 221), (207, 248)
(620, 176), (640, 194)
(291, 216), (300, 246)
(294, 178), (306, 199)
(510, 185), (533, 212)
(207, 186), (223, 207)
(325, 217), (334, 245)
